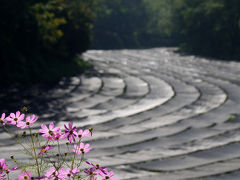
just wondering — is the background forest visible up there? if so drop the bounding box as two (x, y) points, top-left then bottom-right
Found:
(0, 0), (96, 85)
(93, 0), (240, 60)
(1, 0), (240, 85)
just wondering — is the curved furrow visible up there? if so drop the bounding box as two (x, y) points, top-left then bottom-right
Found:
(76, 88), (227, 162)
(64, 76), (102, 111)
(56, 79), (240, 162)
(86, 83), (227, 147)
(106, 75), (227, 134)
(79, 50), (226, 145)
(64, 74), (175, 128)
(86, 134), (240, 171)
(86, 115), (240, 158)
(88, 72), (200, 134)
(67, 56), (153, 118)
(178, 68), (240, 128)
(93, 73), (149, 111)
(46, 76), (82, 99)
(66, 63), (148, 115)
(83, 79), (199, 142)
(83, 51), (202, 130)
(133, 158), (240, 180)
(131, 128), (240, 169)
(64, 76), (126, 119)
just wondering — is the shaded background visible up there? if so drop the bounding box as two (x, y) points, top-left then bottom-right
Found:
(0, 0), (240, 111)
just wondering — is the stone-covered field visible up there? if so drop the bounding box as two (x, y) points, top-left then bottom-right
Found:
(2, 48), (240, 179)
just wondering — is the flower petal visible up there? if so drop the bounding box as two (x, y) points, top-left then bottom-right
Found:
(64, 124), (69, 130)
(10, 113), (15, 118)
(1, 113), (5, 119)
(85, 144), (90, 148)
(18, 114), (25, 121)
(49, 122), (54, 130)
(69, 122), (73, 129)
(80, 142), (84, 148)
(16, 111), (20, 118)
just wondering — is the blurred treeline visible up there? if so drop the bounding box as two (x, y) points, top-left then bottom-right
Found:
(1, 0), (240, 86)
(172, 0), (240, 59)
(92, 0), (240, 59)
(92, 0), (180, 49)
(0, 0), (95, 85)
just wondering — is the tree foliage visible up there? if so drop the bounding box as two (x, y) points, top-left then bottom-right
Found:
(170, 0), (240, 59)
(0, 0), (96, 84)
(92, 0), (149, 49)
(92, 0), (240, 59)
(91, 0), (180, 49)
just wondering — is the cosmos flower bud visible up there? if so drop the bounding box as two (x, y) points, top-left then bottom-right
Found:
(22, 131), (26, 137)
(89, 128), (93, 136)
(21, 106), (28, 113)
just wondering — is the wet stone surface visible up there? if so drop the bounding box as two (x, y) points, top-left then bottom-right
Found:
(2, 48), (240, 179)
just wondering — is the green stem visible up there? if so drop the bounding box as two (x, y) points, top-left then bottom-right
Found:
(77, 153), (84, 169)
(29, 127), (40, 177)
(2, 125), (32, 157)
(71, 152), (77, 170)
(57, 141), (69, 167)
(71, 139), (81, 169)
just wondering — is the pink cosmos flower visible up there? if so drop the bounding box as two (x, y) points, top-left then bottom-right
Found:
(77, 129), (90, 140)
(38, 145), (52, 155)
(89, 128), (93, 136)
(0, 113), (6, 125)
(86, 161), (107, 174)
(45, 167), (64, 180)
(17, 114), (38, 129)
(90, 176), (97, 180)
(99, 169), (117, 180)
(39, 122), (60, 140)
(45, 167), (58, 179)
(84, 167), (98, 180)
(72, 142), (91, 155)
(0, 158), (17, 178)
(52, 129), (66, 141)
(6, 111), (25, 125)
(64, 122), (77, 143)
(18, 171), (32, 180)
(0, 159), (8, 175)
(58, 168), (80, 179)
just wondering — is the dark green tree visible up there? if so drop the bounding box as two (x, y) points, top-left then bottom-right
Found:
(0, 0), (96, 84)
(171, 0), (240, 59)
(92, 0), (149, 49)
